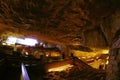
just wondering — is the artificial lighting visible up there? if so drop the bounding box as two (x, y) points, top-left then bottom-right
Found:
(5, 36), (38, 46)
(106, 60), (109, 64)
(48, 64), (73, 72)
(25, 52), (29, 55)
(24, 38), (38, 46)
(6, 36), (17, 44)
(102, 50), (109, 54)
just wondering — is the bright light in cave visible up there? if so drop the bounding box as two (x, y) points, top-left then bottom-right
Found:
(6, 36), (38, 46)
(48, 64), (73, 72)
(6, 36), (17, 44)
(24, 38), (38, 46)
(102, 49), (109, 54)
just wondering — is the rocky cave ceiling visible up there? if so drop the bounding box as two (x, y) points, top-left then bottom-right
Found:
(0, 0), (120, 49)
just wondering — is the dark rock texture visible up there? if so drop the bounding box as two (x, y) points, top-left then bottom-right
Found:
(0, 0), (120, 48)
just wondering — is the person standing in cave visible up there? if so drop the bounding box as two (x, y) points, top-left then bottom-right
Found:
(106, 29), (120, 80)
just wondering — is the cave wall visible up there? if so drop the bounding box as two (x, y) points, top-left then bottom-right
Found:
(0, 0), (120, 49)
(83, 10), (120, 48)
(84, 26), (108, 48)
(101, 11), (120, 46)
(106, 11), (120, 80)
